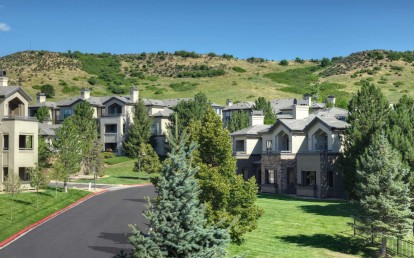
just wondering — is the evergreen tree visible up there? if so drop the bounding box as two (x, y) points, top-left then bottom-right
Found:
(134, 143), (161, 174)
(339, 81), (390, 199)
(3, 173), (21, 222)
(28, 166), (50, 208)
(35, 106), (50, 123)
(54, 116), (82, 193)
(128, 132), (230, 257)
(226, 111), (250, 133)
(253, 97), (276, 124)
(38, 135), (53, 169)
(123, 98), (152, 158)
(355, 134), (412, 255)
(190, 108), (263, 244)
(169, 92), (211, 135)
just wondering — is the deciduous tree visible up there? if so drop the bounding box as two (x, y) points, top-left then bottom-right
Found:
(35, 106), (50, 123)
(28, 166), (50, 208)
(134, 143), (161, 175)
(3, 173), (21, 222)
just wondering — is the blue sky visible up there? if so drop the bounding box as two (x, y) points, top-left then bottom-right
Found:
(0, 0), (413, 60)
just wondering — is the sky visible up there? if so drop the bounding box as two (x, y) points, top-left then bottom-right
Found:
(0, 0), (413, 60)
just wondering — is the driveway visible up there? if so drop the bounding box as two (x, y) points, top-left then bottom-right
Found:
(0, 185), (155, 258)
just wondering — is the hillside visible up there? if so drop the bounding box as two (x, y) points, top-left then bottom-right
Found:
(0, 50), (413, 106)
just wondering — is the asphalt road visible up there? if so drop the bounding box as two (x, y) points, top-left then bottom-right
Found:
(0, 185), (155, 258)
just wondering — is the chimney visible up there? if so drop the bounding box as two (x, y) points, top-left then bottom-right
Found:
(303, 94), (312, 106)
(250, 110), (264, 126)
(0, 70), (8, 87)
(81, 88), (90, 99)
(37, 92), (46, 104)
(293, 104), (309, 120)
(327, 95), (336, 107)
(130, 86), (139, 103)
(226, 99), (233, 107)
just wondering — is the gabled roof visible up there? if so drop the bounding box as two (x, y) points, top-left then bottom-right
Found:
(102, 96), (134, 105)
(29, 101), (58, 109)
(56, 96), (110, 107)
(230, 124), (271, 136)
(223, 101), (254, 111)
(153, 107), (174, 117)
(143, 98), (166, 107)
(39, 123), (61, 136)
(0, 86), (33, 101)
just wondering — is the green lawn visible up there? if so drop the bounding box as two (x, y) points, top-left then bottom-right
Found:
(228, 194), (375, 258)
(0, 188), (89, 242)
(75, 159), (157, 185)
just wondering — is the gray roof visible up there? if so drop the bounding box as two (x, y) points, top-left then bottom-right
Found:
(29, 101), (58, 109)
(143, 98), (166, 107)
(315, 107), (348, 119)
(0, 86), (33, 101)
(161, 98), (190, 108)
(230, 124), (271, 136)
(56, 96), (110, 107)
(276, 114), (293, 119)
(39, 123), (61, 136)
(223, 101), (254, 111)
(102, 96), (134, 105)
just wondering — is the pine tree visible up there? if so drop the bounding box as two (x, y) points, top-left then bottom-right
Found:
(253, 97), (276, 124)
(339, 81), (390, 199)
(190, 108), (263, 244)
(226, 110), (250, 133)
(123, 98), (152, 158)
(128, 132), (230, 257)
(355, 134), (412, 256)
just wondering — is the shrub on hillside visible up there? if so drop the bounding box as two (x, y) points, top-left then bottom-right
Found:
(232, 66), (247, 73)
(279, 60), (289, 66)
(40, 84), (55, 98)
(169, 81), (199, 92)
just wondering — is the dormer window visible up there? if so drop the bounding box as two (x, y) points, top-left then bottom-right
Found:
(8, 97), (24, 116)
(108, 103), (122, 115)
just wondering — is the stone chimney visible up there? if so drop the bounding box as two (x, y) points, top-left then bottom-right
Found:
(226, 99), (233, 107)
(293, 104), (309, 120)
(81, 88), (90, 99)
(250, 110), (264, 126)
(130, 86), (139, 103)
(303, 94), (312, 106)
(327, 95), (336, 107)
(0, 70), (8, 87)
(37, 92), (46, 104)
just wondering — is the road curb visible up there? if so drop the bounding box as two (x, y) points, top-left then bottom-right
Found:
(0, 189), (109, 249)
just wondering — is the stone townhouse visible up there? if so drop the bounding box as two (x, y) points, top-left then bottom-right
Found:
(0, 71), (38, 189)
(231, 100), (349, 198)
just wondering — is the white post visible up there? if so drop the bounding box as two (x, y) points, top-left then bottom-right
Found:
(88, 180), (92, 191)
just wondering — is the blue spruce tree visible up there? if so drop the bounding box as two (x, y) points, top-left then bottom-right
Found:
(128, 132), (230, 257)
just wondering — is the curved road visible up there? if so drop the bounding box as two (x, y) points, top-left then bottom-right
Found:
(0, 185), (155, 258)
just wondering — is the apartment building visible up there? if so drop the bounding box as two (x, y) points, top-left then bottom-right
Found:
(231, 101), (348, 198)
(0, 71), (38, 188)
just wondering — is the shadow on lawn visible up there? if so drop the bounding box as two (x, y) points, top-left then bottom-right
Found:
(279, 233), (375, 257)
(299, 203), (356, 217)
(258, 193), (346, 203)
(115, 176), (149, 180)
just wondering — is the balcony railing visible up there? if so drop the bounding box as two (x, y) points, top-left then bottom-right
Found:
(101, 113), (123, 117)
(2, 116), (37, 121)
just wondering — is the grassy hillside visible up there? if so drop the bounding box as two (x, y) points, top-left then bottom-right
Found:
(0, 50), (413, 105)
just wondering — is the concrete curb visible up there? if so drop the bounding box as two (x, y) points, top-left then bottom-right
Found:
(0, 189), (109, 249)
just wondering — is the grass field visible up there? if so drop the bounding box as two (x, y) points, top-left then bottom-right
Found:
(228, 194), (376, 258)
(0, 188), (89, 242)
(75, 159), (157, 185)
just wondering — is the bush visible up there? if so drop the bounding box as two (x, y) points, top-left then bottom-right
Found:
(169, 81), (199, 92)
(40, 84), (55, 98)
(174, 50), (200, 58)
(146, 75), (158, 81)
(102, 152), (114, 159)
(207, 52), (217, 57)
(320, 57), (331, 67)
(59, 80), (68, 87)
(390, 65), (404, 71)
(279, 60), (289, 66)
(246, 57), (266, 63)
(222, 53), (234, 59)
(393, 81), (404, 87)
(295, 57), (305, 64)
(87, 76), (98, 85)
(107, 84), (127, 94)
(232, 67), (247, 73)
(130, 70), (145, 79)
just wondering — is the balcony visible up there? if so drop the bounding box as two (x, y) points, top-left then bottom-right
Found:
(2, 116), (37, 122)
(101, 113), (123, 117)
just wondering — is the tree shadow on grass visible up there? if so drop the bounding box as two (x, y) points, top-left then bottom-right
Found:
(14, 199), (32, 205)
(115, 176), (148, 180)
(258, 193), (347, 203)
(299, 203), (356, 217)
(279, 233), (376, 257)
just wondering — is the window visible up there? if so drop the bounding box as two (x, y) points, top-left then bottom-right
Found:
(19, 167), (30, 181)
(3, 135), (9, 150)
(151, 123), (159, 135)
(266, 140), (273, 152)
(108, 103), (122, 114)
(302, 171), (316, 187)
(105, 124), (117, 133)
(19, 135), (33, 150)
(235, 140), (245, 152)
(63, 109), (73, 119)
(327, 171), (334, 188)
(266, 169), (275, 184)
(3, 167), (8, 181)
(105, 143), (117, 152)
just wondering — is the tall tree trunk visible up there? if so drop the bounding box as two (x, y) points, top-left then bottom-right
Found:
(380, 237), (387, 256)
